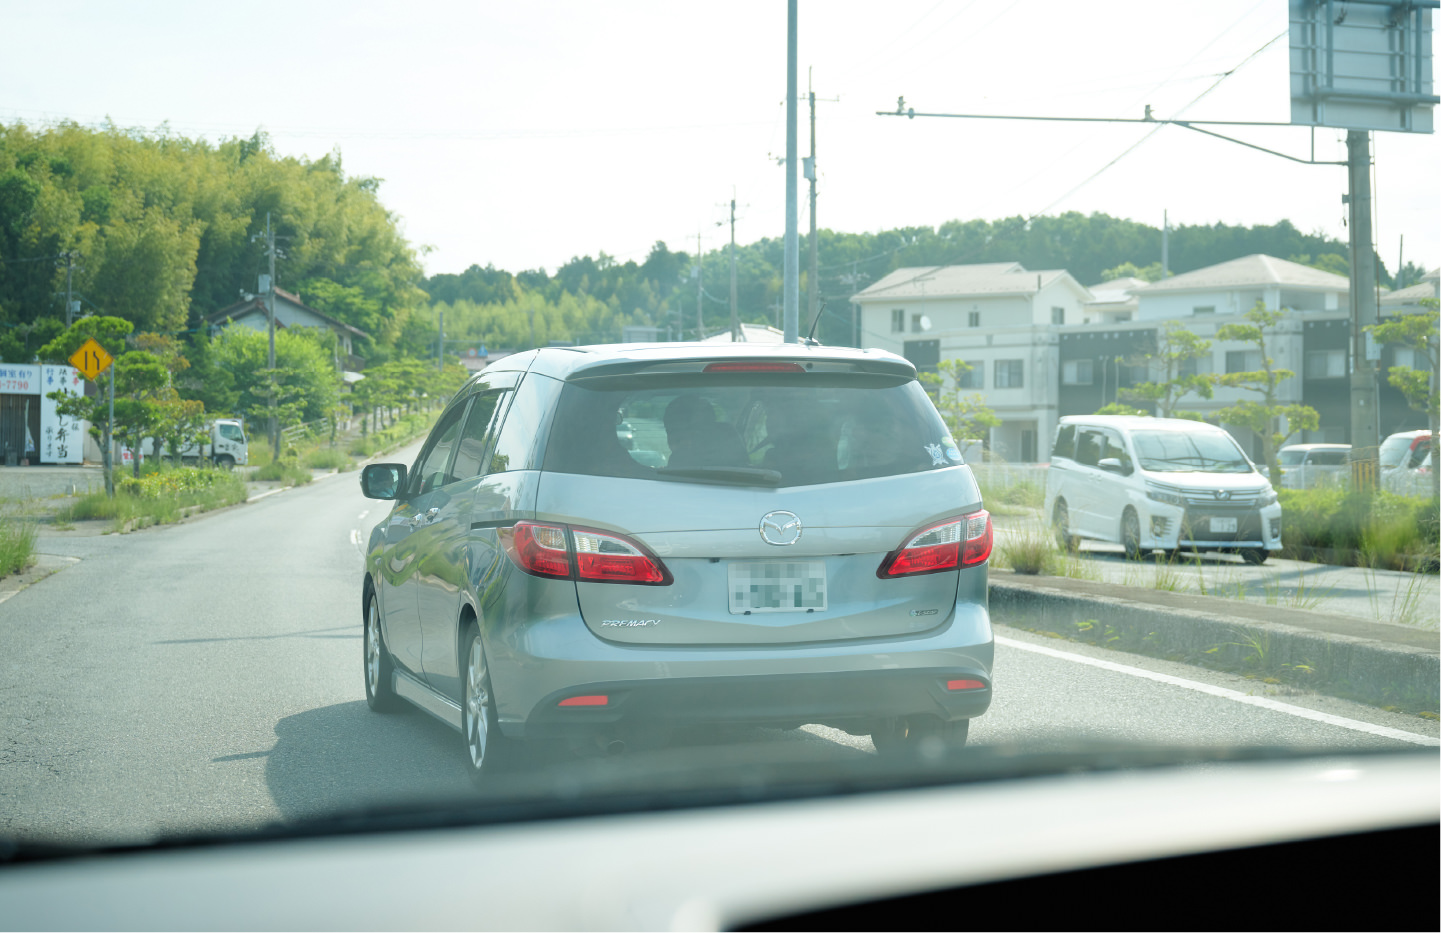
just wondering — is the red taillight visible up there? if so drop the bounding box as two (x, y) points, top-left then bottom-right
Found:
(702, 361), (806, 373)
(501, 522), (671, 585)
(572, 527), (670, 585)
(878, 510), (992, 578)
(946, 679), (986, 691)
(503, 522), (572, 578)
(961, 510), (993, 566)
(558, 695), (609, 707)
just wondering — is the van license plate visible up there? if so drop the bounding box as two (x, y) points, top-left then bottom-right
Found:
(1209, 517), (1238, 533)
(728, 562), (827, 613)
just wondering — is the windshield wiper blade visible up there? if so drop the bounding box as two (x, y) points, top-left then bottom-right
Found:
(655, 466), (782, 487)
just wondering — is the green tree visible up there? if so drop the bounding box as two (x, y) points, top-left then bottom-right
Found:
(210, 326), (340, 433)
(920, 360), (1001, 452)
(1121, 321), (1215, 418)
(1214, 302), (1319, 478)
(1367, 300), (1439, 499)
(1100, 261), (1165, 283)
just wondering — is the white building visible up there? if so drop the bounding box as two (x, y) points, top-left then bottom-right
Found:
(851, 262), (1091, 462)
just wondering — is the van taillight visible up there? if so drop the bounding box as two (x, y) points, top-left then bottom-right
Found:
(877, 510), (992, 578)
(572, 527), (671, 585)
(501, 522), (671, 585)
(505, 522), (572, 578)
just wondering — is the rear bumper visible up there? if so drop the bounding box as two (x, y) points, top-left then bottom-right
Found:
(519, 667), (992, 738)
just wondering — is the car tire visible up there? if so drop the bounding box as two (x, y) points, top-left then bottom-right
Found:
(1121, 508), (1145, 560)
(364, 592), (403, 713)
(215, 454), (235, 469)
(1241, 548), (1268, 565)
(871, 717), (968, 756)
(462, 622), (514, 784)
(1052, 500), (1079, 552)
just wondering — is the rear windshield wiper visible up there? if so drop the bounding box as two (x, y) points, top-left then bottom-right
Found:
(655, 466), (783, 487)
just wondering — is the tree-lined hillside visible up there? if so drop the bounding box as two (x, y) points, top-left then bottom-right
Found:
(0, 122), (424, 361)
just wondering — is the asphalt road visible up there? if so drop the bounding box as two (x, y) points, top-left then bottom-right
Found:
(1, 451), (1436, 846)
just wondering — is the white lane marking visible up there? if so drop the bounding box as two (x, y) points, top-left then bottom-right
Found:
(358, 510), (370, 520)
(995, 635), (1439, 748)
(350, 529), (363, 547)
(247, 488), (285, 502)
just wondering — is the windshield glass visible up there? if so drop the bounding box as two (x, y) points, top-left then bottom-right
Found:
(1278, 449), (1306, 466)
(1, 5), (1437, 910)
(1132, 430), (1254, 473)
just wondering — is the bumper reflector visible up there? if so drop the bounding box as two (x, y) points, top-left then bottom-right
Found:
(558, 695), (609, 707)
(946, 679), (986, 691)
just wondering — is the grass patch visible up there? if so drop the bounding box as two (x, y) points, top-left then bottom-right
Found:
(56, 467), (247, 533)
(1278, 487), (1439, 571)
(997, 526), (1058, 575)
(0, 515), (37, 576)
(302, 446), (350, 470)
(250, 459), (313, 486)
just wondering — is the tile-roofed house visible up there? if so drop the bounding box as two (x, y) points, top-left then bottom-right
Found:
(1381, 267), (1439, 311)
(1083, 276), (1148, 323)
(849, 262), (1092, 464)
(206, 288), (370, 370)
(1132, 254), (1348, 320)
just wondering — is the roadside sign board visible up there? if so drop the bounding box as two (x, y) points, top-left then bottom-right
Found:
(69, 338), (114, 381)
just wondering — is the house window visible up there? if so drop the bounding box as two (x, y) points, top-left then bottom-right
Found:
(1304, 349), (1346, 379)
(1051, 307), (1065, 325)
(994, 360), (1024, 388)
(957, 361), (984, 389)
(968, 311), (980, 328)
(1061, 359), (1094, 385)
(890, 309), (904, 333)
(1178, 356), (1213, 377)
(1193, 306), (1216, 315)
(911, 313), (924, 333)
(1225, 350), (1263, 373)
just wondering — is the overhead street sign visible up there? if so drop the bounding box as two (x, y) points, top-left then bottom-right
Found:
(68, 338), (113, 381)
(1290, 0), (1437, 133)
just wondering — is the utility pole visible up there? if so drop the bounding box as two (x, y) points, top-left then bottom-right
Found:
(1161, 210), (1169, 279)
(1346, 129), (1380, 485)
(265, 213), (278, 459)
(806, 71), (818, 340)
(62, 251), (78, 327)
(729, 196), (739, 342)
(437, 310), (445, 371)
(782, 0), (799, 343)
(696, 230), (704, 341)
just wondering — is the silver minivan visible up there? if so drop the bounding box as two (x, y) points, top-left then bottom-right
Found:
(1044, 415), (1283, 564)
(359, 344), (994, 780)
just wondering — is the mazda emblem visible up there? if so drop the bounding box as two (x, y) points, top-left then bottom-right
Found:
(759, 510), (802, 546)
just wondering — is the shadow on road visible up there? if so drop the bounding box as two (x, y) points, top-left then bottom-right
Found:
(258, 702), (875, 824)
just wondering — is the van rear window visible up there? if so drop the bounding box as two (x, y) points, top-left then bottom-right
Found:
(543, 375), (959, 487)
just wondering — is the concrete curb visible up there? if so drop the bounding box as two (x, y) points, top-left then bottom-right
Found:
(990, 574), (1439, 712)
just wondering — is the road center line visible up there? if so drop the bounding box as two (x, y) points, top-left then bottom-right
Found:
(995, 635), (1439, 747)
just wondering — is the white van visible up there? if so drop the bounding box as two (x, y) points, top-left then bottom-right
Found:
(1043, 415), (1282, 564)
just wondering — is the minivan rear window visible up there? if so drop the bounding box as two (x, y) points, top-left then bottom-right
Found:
(543, 374), (958, 487)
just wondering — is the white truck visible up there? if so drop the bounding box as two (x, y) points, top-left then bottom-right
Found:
(141, 419), (249, 468)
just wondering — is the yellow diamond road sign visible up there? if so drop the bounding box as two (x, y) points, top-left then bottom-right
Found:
(69, 338), (114, 381)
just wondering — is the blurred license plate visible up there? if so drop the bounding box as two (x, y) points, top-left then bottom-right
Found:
(1209, 517), (1238, 533)
(728, 562), (827, 613)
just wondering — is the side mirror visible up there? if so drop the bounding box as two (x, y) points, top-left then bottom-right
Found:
(360, 463), (407, 500)
(1098, 457), (1128, 475)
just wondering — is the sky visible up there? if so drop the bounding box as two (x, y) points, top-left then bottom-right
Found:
(2, 0), (1437, 281)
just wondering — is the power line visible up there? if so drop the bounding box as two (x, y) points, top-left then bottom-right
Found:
(1024, 29), (1289, 220)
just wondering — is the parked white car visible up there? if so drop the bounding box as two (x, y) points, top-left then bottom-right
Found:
(1380, 429), (1436, 498)
(1273, 443), (1350, 490)
(1044, 416), (1282, 564)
